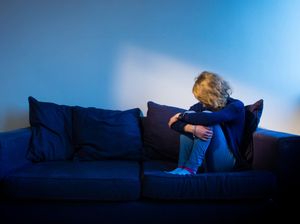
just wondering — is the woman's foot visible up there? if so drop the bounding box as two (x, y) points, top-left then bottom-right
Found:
(165, 167), (194, 175)
(164, 168), (182, 175)
(177, 168), (193, 175)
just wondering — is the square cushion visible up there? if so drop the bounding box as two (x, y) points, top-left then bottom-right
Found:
(142, 101), (185, 162)
(142, 160), (277, 200)
(27, 96), (74, 162)
(2, 161), (141, 201)
(73, 106), (143, 161)
(238, 99), (264, 168)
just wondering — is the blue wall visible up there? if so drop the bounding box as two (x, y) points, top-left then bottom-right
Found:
(1, 0), (300, 134)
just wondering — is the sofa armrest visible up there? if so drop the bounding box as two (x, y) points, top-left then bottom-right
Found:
(252, 128), (300, 199)
(0, 127), (32, 180)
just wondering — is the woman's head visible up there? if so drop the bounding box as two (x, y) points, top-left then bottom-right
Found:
(192, 71), (232, 110)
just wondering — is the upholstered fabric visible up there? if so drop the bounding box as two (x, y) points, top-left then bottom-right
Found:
(142, 101), (185, 162)
(2, 161), (141, 201)
(142, 160), (277, 200)
(252, 128), (300, 198)
(0, 128), (32, 180)
(238, 99), (264, 169)
(27, 96), (74, 162)
(72, 106), (143, 161)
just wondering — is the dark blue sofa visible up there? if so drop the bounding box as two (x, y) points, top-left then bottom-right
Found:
(0, 98), (300, 224)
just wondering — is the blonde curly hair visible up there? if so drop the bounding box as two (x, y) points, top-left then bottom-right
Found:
(192, 71), (232, 110)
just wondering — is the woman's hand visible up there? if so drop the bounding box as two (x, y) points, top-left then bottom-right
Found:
(194, 125), (213, 141)
(183, 124), (213, 141)
(168, 113), (182, 127)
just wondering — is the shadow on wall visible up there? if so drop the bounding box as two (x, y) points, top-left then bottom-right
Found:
(3, 108), (29, 131)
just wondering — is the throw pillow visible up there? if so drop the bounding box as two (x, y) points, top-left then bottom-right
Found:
(27, 96), (74, 162)
(238, 99), (264, 169)
(142, 101), (185, 162)
(72, 106), (143, 161)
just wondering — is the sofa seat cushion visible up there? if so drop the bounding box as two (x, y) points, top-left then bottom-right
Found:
(2, 161), (141, 201)
(142, 161), (277, 200)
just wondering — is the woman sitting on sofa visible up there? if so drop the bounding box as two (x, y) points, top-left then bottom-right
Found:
(167, 71), (245, 175)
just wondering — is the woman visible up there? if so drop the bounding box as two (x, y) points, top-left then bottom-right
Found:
(167, 71), (245, 175)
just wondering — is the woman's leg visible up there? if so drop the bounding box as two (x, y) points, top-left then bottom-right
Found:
(183, 136), (211, 174)
(204, 124), (236, 172)
(182, 110), (212, 174)
(166, 134), (194, 174)
(167, 122), (235, 174)
(178, 134), (194, 167)
(183, 124), (236, 173)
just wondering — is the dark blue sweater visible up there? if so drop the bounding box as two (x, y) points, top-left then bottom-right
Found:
(171, 97), (245, 162)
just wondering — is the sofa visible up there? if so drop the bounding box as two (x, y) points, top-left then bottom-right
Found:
(1, 97), (300, 224)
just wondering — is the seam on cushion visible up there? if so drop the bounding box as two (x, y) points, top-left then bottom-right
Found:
(6, 175), (139, 182)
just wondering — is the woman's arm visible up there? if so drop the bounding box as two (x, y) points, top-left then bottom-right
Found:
(180, 99), (244, 126)
(168, 102), (204, 135)
(168, 113), (213, 141)
(168, 113), (181, 127)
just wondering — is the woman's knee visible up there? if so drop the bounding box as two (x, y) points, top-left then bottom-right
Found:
(180, 134), (193, 142)
(211, 124), (224, 137)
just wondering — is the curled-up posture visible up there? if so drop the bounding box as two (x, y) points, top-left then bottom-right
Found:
(167, 71), (245, 175)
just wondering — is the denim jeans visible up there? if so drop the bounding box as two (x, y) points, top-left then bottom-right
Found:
(178, 124), (236, 173)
